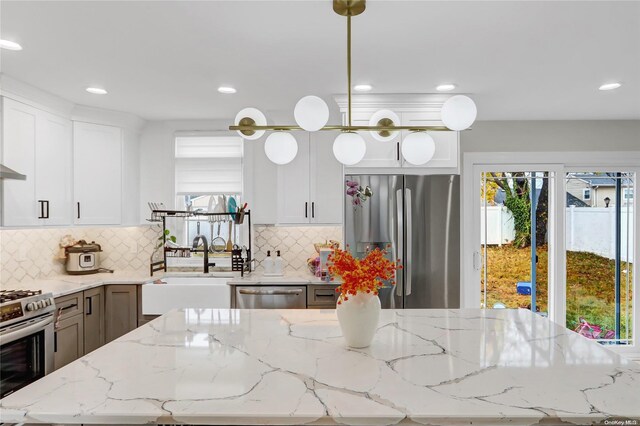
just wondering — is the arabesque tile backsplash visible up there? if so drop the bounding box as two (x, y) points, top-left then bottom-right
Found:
(253, 225), (342, 273)
(0, 226), (162, 287)
(0, 224), (342, 286)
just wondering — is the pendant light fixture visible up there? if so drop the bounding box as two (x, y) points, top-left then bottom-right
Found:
(230, 0), (477, 166)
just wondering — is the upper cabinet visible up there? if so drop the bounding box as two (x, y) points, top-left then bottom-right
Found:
(2, 98), (72, 226)
(277, 131), (343, 224)
(335, 94), (461, 171)
(73, 122), (122, 225)
(246, 131), (343, 225)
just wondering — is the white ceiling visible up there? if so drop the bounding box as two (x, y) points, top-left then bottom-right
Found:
(1, 1), (639, 122)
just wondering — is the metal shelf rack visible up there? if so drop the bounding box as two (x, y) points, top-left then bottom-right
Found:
(149, 209), (252, 276)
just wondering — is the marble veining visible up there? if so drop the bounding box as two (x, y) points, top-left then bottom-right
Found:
(1, 309), (639, 425)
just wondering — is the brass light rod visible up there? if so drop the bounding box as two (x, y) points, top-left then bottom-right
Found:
(229, 125), (451, 132)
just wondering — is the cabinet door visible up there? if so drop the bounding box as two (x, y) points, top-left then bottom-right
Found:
(54, 313), (84, 370)
(277, 133), (311, 224)
(1, 98), (38, 226)
(84, 286), (105, 354)
(36, 110), (72, 225)
(105, 285), (137, 343)
(73, 122), (122, 225)
(243, 140), (278, 224)
(310, 131), (343, 224)
(400, 112), (459, 168)
(346, 111), (401, 168)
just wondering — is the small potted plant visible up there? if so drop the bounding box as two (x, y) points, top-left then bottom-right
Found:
(328, 246), (401, 348)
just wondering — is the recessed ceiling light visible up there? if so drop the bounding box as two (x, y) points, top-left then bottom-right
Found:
(599, 82), (621, 91)
(353, 84), (372, 92)
(86, 87), (108, 95)
(436, 83), (456, 92)
(218, 86), (237, 94)
(0, 40), (22, 51)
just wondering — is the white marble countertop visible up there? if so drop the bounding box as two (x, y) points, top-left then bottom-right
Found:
(0, 270), (154, 298)
(1, 308), (638, 425)
(228, 272), (339, 286)
(1, 270), (335, 299)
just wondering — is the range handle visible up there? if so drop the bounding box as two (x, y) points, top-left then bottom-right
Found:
(405, 188), (412, 296)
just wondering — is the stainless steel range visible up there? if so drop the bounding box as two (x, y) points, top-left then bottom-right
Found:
(0, 289), (55, 398)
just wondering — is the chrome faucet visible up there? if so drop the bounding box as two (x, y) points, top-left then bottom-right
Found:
(192, 235), (216, 273)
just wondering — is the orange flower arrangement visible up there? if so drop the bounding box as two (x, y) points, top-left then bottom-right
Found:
(328, 246), (402, 304)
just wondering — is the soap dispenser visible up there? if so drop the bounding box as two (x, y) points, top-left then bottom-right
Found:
(274, 250), (284, 276)
(264, 250), (275, 275)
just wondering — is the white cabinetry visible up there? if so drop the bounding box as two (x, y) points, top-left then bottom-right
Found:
(277, 132), (343, 225)
(400, 112), (458, 169)
(277, 133), (311, 224)
(73, 122), (122, 225)
(1, 97), (72, 226)
(336, 95), (460, 170)
(349, 112), (401, 168)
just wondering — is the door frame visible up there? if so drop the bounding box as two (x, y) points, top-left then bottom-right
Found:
(462, 151), (640, 358)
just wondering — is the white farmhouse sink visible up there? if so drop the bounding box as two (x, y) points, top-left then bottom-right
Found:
(142, 276), (231, 315)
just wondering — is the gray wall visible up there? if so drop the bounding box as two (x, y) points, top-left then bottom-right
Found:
(461, 120), (640, 152)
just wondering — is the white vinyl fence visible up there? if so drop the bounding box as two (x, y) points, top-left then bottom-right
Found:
(482, 206), (634, 262)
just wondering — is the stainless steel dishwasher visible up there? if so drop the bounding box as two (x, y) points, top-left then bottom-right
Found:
(233, 286), (307, 309)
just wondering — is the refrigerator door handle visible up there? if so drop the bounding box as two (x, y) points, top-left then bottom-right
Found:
(396, 189), (403, 297)
(405, 188), (412, 296)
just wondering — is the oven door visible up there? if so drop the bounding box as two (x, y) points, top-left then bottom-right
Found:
(0, 314), (54, 398)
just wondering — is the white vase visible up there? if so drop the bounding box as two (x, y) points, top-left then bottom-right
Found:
(336, 291), (381, 348)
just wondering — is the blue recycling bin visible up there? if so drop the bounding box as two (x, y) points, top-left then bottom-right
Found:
(516, 281), (532, 295)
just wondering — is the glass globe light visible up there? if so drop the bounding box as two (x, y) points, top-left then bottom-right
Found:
(401, 132), (435, 165)
(369, 109), (400, 142)
(234, 107), (267, 140)
(294, 95), (329, 132)
(333, 132), (366, 166)
(441, 95), (477, 131)
(264, 132), (298, 165)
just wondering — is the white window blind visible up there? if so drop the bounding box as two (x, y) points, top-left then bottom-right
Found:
(175, 135), (243, 195)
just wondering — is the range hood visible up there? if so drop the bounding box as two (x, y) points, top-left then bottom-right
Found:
(0, 164), (27, 180)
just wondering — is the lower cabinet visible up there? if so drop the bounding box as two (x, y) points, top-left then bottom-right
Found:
(53, 284), (138, 370)
(84, 286), (105, 354)
(105, 285), (138, 343)
(54, 292), (85, 370)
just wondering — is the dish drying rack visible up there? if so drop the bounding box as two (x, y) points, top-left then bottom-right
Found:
(148, 208), (252, 276)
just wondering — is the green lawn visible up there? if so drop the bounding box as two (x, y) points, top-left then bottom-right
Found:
(482, 245), (633, 340)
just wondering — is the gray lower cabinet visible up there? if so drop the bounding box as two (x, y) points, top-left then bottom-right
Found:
(105, 285), (138, 343)
(54, 311), (84, 370)
(84, 286), (105, 354)
(307, 285), (339, 309)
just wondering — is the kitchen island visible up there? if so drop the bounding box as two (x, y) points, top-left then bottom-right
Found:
(1, 308), (639, 425)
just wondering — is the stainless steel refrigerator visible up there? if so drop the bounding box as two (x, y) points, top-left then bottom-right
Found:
(344, 175), (460, 309)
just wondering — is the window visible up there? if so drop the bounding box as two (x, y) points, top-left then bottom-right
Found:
(624, 188), (634, 200)
(583, 188), (591, 200)
(172, 134), (243, 246)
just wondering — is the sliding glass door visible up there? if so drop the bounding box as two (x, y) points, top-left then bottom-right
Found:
(565, 172), (634, 345)
(480, 171), (554, 315)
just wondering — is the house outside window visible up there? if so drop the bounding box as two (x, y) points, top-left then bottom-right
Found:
(583, 188), (591, 200)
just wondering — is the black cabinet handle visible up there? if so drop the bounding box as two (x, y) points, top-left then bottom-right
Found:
(77, 202), (81, 219)
(37, 200), (45, 219)
(312, 202), (315, 218)
(54, 331), (57, 353)
(44, 200), (50, 219)
(305, 202), (308, 218)
(397, 142), (400, 161)
(86, 296), (92, 315)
